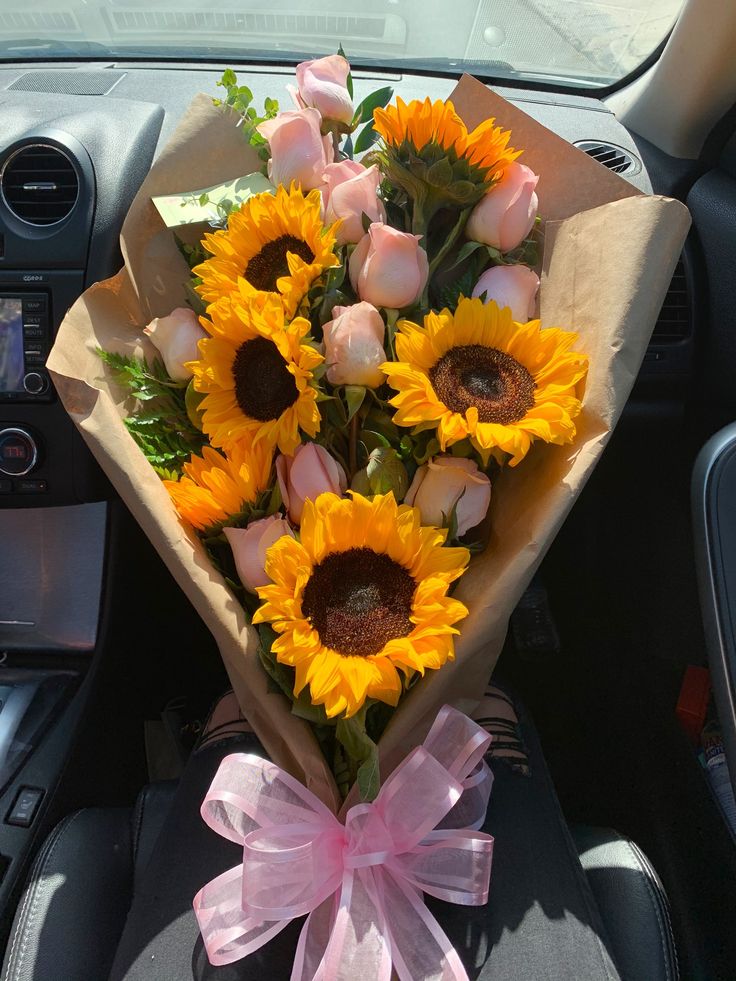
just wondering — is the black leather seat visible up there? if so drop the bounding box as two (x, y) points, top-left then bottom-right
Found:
(0, 782), (176, 981)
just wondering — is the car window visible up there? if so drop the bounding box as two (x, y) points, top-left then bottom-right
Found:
(0, 0), (682, 88)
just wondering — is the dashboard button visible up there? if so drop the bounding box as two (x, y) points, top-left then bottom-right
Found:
(0, 428), (38, 476)
(23, 372), (48, 395)
(7, 787), (44, 828)
(22, 298), (47, 314)
(16, 479), (47, 494)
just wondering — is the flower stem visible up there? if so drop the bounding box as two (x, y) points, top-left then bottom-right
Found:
(349, 413), (359, 480)
(428, 206), (472, 280)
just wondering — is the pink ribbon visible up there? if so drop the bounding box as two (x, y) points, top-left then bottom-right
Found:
(193, 704), (494, 980)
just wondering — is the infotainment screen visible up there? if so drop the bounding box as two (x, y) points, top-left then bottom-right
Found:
(0, 298), (24, 393)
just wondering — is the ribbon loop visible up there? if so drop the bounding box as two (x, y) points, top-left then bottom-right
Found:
(194, 705), (494, 980)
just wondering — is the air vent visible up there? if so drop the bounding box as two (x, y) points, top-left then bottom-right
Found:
(574, 140), (639, 176)
(652, 258), (690, 343)
(1, 144), (79, 226)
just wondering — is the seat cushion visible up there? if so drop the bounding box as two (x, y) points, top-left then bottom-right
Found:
(1, 783), (176, 981)
(572, 826), (678, 981)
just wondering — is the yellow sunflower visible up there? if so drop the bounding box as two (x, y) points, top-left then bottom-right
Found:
(382, 297), (589, 467)
(189, 292), (323, 456)
(373, 97), (520, 205)
(193, 184), (340, 316)
(253, 492), (469, 719)
(164, 439), (272, 532)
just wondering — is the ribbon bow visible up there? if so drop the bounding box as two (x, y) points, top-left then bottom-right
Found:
(194, 705), (494, 980)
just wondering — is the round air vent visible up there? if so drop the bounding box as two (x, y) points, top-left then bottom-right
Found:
(573, 140), (640, 176)
(1, 143), (79, 226)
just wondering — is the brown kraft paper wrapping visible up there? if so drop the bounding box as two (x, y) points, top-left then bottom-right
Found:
(46, 76), (691, 811)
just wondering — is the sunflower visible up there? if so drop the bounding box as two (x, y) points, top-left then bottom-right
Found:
(382, 297), (589, 467)
(193, 184), (340, 316)
(253, 492), (469, 719)
(372, 97), (520, 207)
(163, 439), (272, 532)
(189, 292), (323, 455)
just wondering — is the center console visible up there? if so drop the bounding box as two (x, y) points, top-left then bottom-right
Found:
(0, 91), (166, 941)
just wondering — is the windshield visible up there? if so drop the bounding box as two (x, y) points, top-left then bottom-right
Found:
(0, 0), (681, 88)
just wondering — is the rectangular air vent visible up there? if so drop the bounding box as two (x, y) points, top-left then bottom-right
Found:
(651, 258), (690, 343)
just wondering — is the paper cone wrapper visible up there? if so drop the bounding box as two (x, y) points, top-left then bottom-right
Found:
(47, 76), (690, 811)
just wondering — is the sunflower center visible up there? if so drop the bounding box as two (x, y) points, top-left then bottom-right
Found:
(302, 547), (415, 658)
(429, 344), (535, 424)
(232, 336), (298, 422)
(245, 235), (315, 293)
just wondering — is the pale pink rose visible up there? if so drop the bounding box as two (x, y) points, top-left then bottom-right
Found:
(224, 516), (294, 594)
(323, 302), (386, 388)
(405, 456), (491, 536)
(323, 162), (386, 245)
(292, 54), (354, 125)
(466, 162), (539, 253)
(472, 264), (540, 321)
(349, 224), (429, 309)
(276, 443), (348, 525)
(257, 108), (334, 191)
(143, 307), (207, 382)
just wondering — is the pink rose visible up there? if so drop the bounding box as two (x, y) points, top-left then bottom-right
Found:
(349, 224), (429, 309)
(323, 161), (386, 245)
(472, 264), (540, 321)
(143, 307), (207, 382)
(276, 443), (347, 525)
(292, 55), (354, 125)
(405, 456), (491, 536)
(257, 108), (334, 191)
(323, 302), (386, 388)
(224, 516), (294, 594)
(466, 162), (539, 253)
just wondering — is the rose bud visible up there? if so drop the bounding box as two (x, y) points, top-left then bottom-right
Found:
(323, 161), (386, 245)
(405, 455), (491, 536)
(257, 108), (334, 191)
(224, 516), (295, 594)
(276, 442), (348, 525)
(143, 307), (207, 382)
(292, 54), (354, 125)
(323, 302), (386, 388)
(472, 264), (540, 322)
(466, 162), (539, 253)
(349, 223), (429, 309)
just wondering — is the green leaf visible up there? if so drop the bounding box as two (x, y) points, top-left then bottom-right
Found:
(357, 748), (380, 803)
(344, 385), (366, 423)
(426, 157), (454, 188)
(413, 434), (441, 466)
(354, 121), (381, 155)
(352, 85), (394, 126)
(360, 429), (391, 454)
(337, 44), (354, 99)
(446, 239), (489, 272)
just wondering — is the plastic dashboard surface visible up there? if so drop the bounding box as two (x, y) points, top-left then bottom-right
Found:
(0, 62), (654, 508)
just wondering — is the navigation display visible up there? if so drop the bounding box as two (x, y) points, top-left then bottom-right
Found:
(0, 299), (24, 393)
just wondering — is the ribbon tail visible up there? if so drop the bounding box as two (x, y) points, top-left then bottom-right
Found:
(291, 894), (336, 981)
(193, 866), (292, 966)
(297, 869), (392, 981)
(379, 868), (470, 981)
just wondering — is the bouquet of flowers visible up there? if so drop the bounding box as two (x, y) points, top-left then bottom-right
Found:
(47, 50), (689, 977)
(94, 54), (592, 800)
